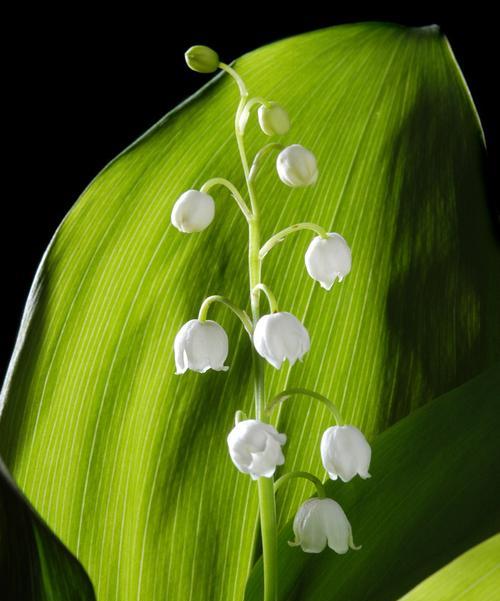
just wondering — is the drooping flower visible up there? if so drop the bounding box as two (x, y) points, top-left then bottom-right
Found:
(258, 102), (290, 136)
(227, 419), (286, 479)
(253, 312), (310, 369)
(276, 144), (318, 187)
(184, 45), (220, 73)
(305, 233), (352, 290)
(171, 190), (215, 233)
(174, 319), (228, 374)
(290, 497), (360, 554)
(320, 425), (371, 482)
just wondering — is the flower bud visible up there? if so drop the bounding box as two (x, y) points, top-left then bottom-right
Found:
(253, 312), (310, 369)
(174, 319), (228, 374)
(171, 189), (215, 233)
(305, 233), (352, 290)
(227, 419), (286, 479)
(184, 45), (219, 73)
(276, 144), (318, 187)
(290, 498), (359, 554)
(320, 425), (371, 482)
(257, 102), (290, 136)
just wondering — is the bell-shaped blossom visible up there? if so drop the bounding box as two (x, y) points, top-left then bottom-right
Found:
(276, 144), (318, 187)
(258, 102), (290, 136)
(305, 233), (352, 290)
(321, 425), (371, 482)
(171, 189), (215, 233)
(227, 419), (286, 479)
(174, 319), (228, 374)
(253, 312), (310, 369)
(290, 498), (359, 554)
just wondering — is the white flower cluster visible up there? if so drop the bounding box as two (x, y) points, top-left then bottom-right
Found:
(173, 47), (370, 559)
(228, 420), (370, 553)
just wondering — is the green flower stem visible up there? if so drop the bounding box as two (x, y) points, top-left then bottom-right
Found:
(200, 177), (252, 221)
(219, 62), (248, 97)
(252, 284), (279, 313)
(259, 223), (329, 259)
(257, 476), (278, 601)
(239, 97), (272, 133)
(245, 96), (272, 111)
(274, 471), (327, 499)
(249, 143), (284, 182)
(197, 295), (253, 335)
(223, 61), (278, 601)
(267, 388), (344, 426)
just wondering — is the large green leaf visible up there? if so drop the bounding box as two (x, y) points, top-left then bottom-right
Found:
(245, 366), (500, 600)
(0, 22), (498, 601)
(0, 458), (95, 600)
(399, 534), (500, 601)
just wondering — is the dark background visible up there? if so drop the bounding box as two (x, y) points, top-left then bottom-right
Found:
(3, 9), (498, 378)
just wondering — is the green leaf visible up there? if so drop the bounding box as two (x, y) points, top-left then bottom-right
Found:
(0, 457), (95, 600)
(245, 365), (500, 600)
(399, 534), (500, 601)
(0, 22), (499, 601)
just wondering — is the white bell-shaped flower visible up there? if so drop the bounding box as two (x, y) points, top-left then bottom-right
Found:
(253, 312), (310, 369)
(227, 419), (286, 479)
(321, 425), (371, 482)
(305, 233), (352, 290)
(258, 102), (290, 136)
(171, 189), (215, 233)
(174, 319), (228, 374)
(290, 498), (359, 554)
(276, 144), (318, 187)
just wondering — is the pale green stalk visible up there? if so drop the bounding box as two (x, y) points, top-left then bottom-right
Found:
(199, 177), (252, 221)
(260, 223), (329, 259)
(249, 143), (284, 182)
(267, 388), (344, 425)
(252, 284), (279, 313)
(220, 60), (279, 601)
(274, 471), (326, 498)
(197, 295), (253, 335)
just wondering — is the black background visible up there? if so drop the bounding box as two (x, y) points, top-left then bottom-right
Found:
(3, 9), (498, 378)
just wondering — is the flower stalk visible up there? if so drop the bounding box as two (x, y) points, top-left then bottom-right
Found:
(267, 388), (344, 426)
(227, 67), (279, 601)
(197, 295), (253, 335)
(199, 178), (252, 221)
(259, 223), (329, 259)
(274, 471), (326, 499)
(174, 46), (367, 601)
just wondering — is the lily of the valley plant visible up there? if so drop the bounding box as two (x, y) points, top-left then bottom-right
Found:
(173, 45), (371, 601)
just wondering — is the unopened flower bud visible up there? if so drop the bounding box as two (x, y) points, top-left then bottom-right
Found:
(276, 144), (318, 187)
(174, 319), (228, 374)
(321, 425), (371, 482)
(171, 190), (215, 233)
(290, 498), (360, 554)
(253, 312), (310, 369)
(184, 45), (219, 74)
(305, 233), (352, 290)
(227, 419), (286, 479)
(258, 102), (290, 136)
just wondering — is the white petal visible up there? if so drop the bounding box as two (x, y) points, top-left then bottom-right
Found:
(173, 319), (228, 374)
(305, 233), (352, 289)
(321, 425), (371, 482)
(171, 190), (215, 233)
(276, 145), (318, 188)
(320, 499), (352, 554)
(227, 420), (286, 478)
(292, 499), (327, 553)
(253, 312), (310, 369)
